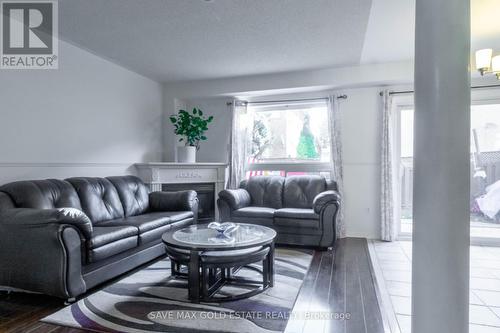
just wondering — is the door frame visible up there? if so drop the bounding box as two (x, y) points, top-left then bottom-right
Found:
(393, 90), (500, 245)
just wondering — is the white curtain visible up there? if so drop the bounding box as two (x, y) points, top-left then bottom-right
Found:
(328, 95), (346, 238)
(381, 90), (398, 241)
(228, 100), (250, 189)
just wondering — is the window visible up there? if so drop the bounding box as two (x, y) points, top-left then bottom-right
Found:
(248, 101), (330, 162)
(245, 100), (332, 178)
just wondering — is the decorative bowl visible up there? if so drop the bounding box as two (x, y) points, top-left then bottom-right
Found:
(207, 222), (239, 236)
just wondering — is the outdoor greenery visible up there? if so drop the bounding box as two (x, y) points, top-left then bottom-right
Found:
(169, 108), (214, 149)
(251, 118), (272, 158)
(296, 114), (319, 159)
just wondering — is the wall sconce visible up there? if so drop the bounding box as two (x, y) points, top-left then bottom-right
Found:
(475, 49), (500, 79)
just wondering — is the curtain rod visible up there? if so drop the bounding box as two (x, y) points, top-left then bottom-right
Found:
(382, 84), (500, 96)
(226, 95), (347, 106)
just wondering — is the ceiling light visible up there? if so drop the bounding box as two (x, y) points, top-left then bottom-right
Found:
(476, 49), (493, 75)
(492, 55), (500, 79)
(475, 48), (500, 80)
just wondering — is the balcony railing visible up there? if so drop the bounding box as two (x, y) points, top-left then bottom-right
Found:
(245, 160), (332, 179)
(401, 151), (500, 221)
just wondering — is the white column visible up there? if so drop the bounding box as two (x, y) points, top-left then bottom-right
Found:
(412, 0), (470, 332)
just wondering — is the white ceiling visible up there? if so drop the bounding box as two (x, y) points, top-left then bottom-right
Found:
(58, 0), (500, 83)
(59, 0), (372, 82)
(361, 0), (500, 66)
(360, 0), (415, 64)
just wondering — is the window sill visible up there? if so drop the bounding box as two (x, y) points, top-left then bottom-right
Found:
(246, 161), (332, 173)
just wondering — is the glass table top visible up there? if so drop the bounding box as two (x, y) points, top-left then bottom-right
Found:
(163, 223), (276, 250)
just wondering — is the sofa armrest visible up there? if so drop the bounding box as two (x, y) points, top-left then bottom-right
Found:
(313, 190), (341, 214)
(218, 189), (251, 210)
(149, 190), (198, 213)
(0, 207), (93, 239)
(0, 222), (86, 298)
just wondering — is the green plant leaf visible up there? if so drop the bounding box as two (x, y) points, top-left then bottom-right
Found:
(171, 108), (213, 148)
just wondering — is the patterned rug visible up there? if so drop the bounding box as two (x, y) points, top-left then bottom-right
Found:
(42, 248), (313, 333)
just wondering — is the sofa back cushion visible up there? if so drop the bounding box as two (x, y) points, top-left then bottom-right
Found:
(66, 177), (124, 223)
(243, 176), (284, 209)
(0, 179), (83, 210)
(0, 192), (15, 212)
(106, 176), (149, 217)
(283, 175), (326, 209)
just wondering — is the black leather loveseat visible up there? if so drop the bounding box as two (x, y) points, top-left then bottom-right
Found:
(0, 175), (198, 300)
(218, 175), (340, 248)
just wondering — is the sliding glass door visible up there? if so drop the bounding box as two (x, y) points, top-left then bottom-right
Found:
(470, 103), (500, 239)
(398, 102), (500, 241)
(399, 108), (414, 235)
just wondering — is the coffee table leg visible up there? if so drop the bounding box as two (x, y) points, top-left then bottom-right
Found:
(188, 250), (200, 302)
(268, 242), (275, 287)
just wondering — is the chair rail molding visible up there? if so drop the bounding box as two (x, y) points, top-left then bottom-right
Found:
(0, 162), (134, 167)
(0, 162), (139, 185)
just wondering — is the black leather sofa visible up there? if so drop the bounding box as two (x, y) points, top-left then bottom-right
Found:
(218, 175), (340, 248)
(0, 175), (198, 300)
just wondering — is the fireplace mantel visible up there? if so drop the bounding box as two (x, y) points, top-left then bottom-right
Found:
(134, 162), (228, 220)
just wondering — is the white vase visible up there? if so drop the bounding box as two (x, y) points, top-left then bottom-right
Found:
(177, 146), (196, 163)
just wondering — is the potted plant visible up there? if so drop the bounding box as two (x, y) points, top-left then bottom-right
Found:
(169, 108), (214, 163)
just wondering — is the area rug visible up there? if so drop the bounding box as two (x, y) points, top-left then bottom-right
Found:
(42, 248), (313, 333)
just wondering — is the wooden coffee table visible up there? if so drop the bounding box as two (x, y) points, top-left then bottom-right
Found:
(162, 223), (276, 302)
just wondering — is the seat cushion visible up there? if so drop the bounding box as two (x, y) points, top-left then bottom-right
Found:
(203, 246), (263, 257)
(140, 218), (193, 244)
(88, 237), (138, 263)
(106, 176), (149, 217)
(165, 246), (191, 262)
(201, 246), (270, 265)
(90, 225), (138, 248)
(147, 211), (194, 223)
(96, 211), (194, 244)
(244, 176), (284, 209)
(274, 217), (320, 229)
(283, 175), (327, 209)
(232, 206), (276, 218)
(98, 211), (194, 233)
(231, 216), (274, 228)
(274, 208), (319, 220)
(88, 225), (139, 263)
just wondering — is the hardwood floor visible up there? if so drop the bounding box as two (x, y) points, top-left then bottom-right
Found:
(286, 238), (385, 333)
(0, 292), (85, 333)
(0, 238), (384, 333)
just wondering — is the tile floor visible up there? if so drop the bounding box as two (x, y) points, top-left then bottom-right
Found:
(370, 241), (500, 333)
